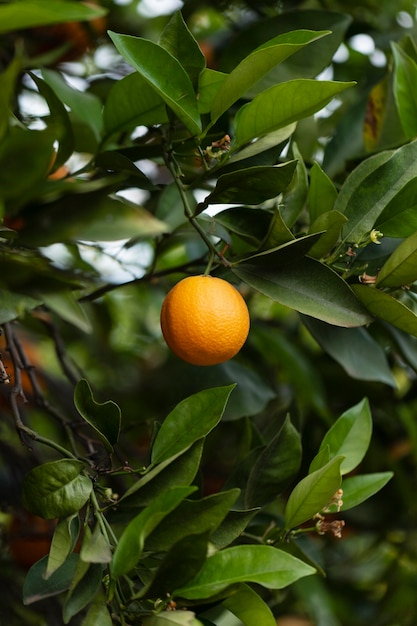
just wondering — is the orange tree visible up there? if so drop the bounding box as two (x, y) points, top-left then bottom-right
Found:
(1, 0), (417, 624)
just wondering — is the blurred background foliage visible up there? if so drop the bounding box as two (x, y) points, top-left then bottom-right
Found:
(2, 0), (417, 624)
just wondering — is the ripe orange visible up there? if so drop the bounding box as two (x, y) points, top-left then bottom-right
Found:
(160, 275), (250, 366)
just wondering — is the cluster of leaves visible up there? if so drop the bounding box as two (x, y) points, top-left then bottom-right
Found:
(19, 380), (392, 626)
(1, 0), (417, 624)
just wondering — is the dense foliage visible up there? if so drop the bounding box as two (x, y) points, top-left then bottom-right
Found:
(1, 0), (417, 624)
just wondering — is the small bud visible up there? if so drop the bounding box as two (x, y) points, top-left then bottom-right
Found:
(370, 229), (383, 244)
(316, 518), (345, 539)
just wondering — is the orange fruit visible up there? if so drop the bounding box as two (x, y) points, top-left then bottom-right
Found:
(160, 275), (250, 366)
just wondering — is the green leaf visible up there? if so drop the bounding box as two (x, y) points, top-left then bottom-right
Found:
(308, 161), (338, 223)
(176, 545), (316, 599)
(341, 472), (394, 511)
(205, 163), (297, 206)
(352, 284), (417, 337)
(213, 207), (272, 246)
(0, 288), (41, 324)
(45, 514), (80, 579)
(22, 460), (92, 519)
(337, 141), (417, 245)
(41, 69), (103, 141)
(392, 42), (417, 140)
(211, 509), (259, 550)
(308, 210), (348, 260)
(63, 562), (103, 624)
(159, 11), (205, 87)
(376, 231), (417, 287)
(301, 316), (396, 387)
(29, 72), (74, 168)
(23, 554), (79, 605)
(284, 456), (344, 529)
(280, 143), (308, 227)
(198, 69), (228, 114)
(0, 0), (107, 33)
(222, 583), (277, 626)
(144, 532), (210, 599)
(74, 379), (121, 453)
(110, 486), (195, 580)
(80, 523), (112, 564)
(119, 441), (204, 507)
(234, 79), (355, 147)
(151, 385), (235, 464)
(103, 72), (169, 138)
(80, 592), (112, 626)
(245, 415), (302, 508)
(145, 489), (240, 552)
(233, 245), (373, 327)
(308, 447), (330, 474)
(0, 126), (55, 209)
(318, 398), (373, 475)
(108, 31), (201, 136)
(211, 30), (330, 123)
(43, 292), (92, 333)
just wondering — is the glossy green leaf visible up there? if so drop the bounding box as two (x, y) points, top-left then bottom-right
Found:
(280, 143), (308, 227)
(159, 11), (205, 87)
(234, 79), (355, 147)
(41, 69), (103, 141)
(144, 532), (210, 599)
(23, 554), (79, 605)
(45, 514), (80, 579)
(80, 523), (112, 564)
(374, 174), (417, 238)
(29, 72), (74, 168)
(220, 11), (351, 86)
(337, 141), (417, 245)
(229, 125), (296, 164)
(0, 126), (55, 208)
(176, 545), (316, 599)
(0, 0), (106, 33)
(63, 562), (103, 624)
(341, 472), (394, 511)
(151, 385), (235, 464)
(103, 72), (169, 138)
(80, 592), (112, 626)
(308, 447), (330, 474)
(211, 509), (259, 550)
(74, 379), (121, 453)
(108, 31), (201, 136)
(0, 288), (41, 323)
(318, 398), (372, 475)
(213, 207), (272, 246)
(211, 30), (330, 123)
(285, 456), (344, 529)
(308, 161), (338, 223)
(301, 316), (396, 387)
(245, 415), (302, 508)
(145, 489), (240, 552)
(222, 583), (277, 626)
(392, 42), (417, 140)
(352, 284), (417, 337)
(43, 292), (92, 333)
(205, 163), (297, 206)
(120, 441), (204, 507)
(198, 68), (227, 114)
(110, 486), (195, 580)
(233, 246), (372, 327)
(260, 207), (295, 249)
(376, 231), (417, 287)
(308, 210), (347, 259)
(22, 460), (92, 519)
